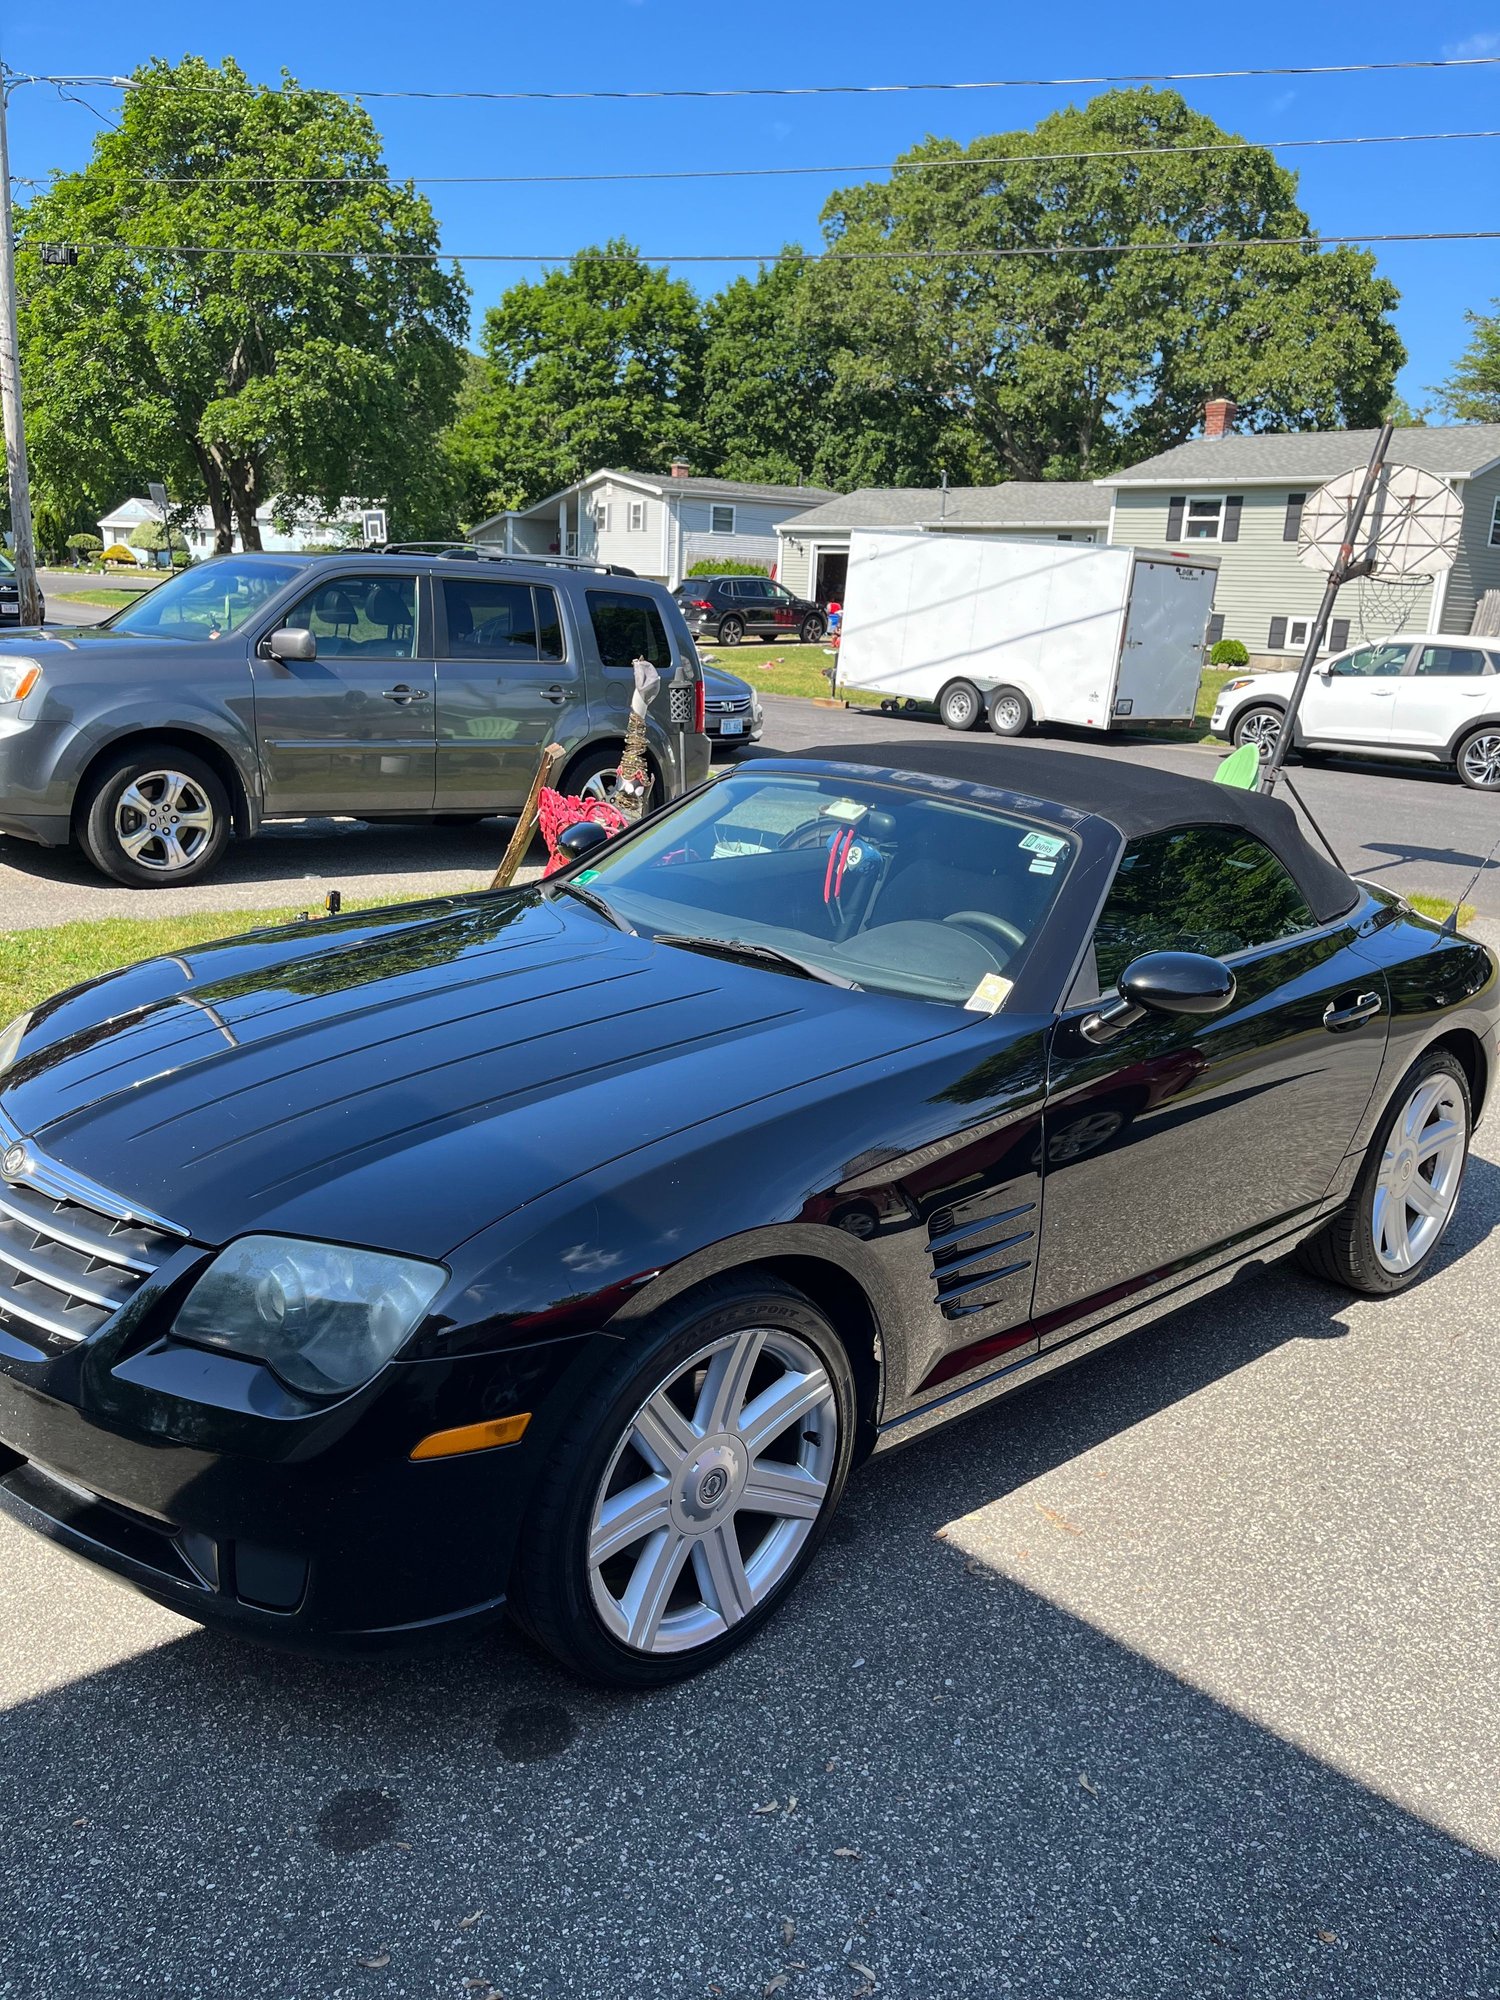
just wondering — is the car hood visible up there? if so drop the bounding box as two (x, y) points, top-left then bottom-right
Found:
(0, 627), (186, 661)
(702, 664), (755, 700)
(0, 893), (962, 1259)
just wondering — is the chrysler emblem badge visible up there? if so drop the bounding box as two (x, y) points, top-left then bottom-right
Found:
(2, 1144), (26, 1180)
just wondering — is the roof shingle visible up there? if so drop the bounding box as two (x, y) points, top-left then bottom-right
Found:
(774, 482), (1111, 533)
(1098, 424), (1500, 488)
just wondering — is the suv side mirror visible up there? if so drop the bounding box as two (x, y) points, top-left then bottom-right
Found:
(1081, 950), (1236, 1045)
(556, 819), (612, 863)
(264, 627), (316, 663)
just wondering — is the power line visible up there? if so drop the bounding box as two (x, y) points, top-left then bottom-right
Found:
(28, 230), (1500, 264)
(15, 126), (1500, 191)
(7, 55), (1500, 103)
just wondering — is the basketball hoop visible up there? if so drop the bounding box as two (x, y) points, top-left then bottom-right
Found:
(1298, 463), (1462, 581)
(1353, 570), (1429, 641)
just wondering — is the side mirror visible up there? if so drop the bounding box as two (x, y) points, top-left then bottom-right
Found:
(1082, 950), (1236, 1045)
(264, 627), (316, 663)
(556, 818), (612, 863)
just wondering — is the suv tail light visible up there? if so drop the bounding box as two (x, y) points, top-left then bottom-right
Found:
(686, 599), (714, 611)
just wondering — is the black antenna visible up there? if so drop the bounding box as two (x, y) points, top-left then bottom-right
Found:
(1442, 831), (1500, 932)
(1276, 769), (1345, 871)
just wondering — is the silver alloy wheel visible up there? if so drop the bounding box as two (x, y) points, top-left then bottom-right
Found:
(113, 769), (217, 873)
(1372, 1073), (1466, 1274)
(1235, 707), (1283, 757)
(1459, 730), (1500, 788)
(580, 768), (622, 804)
(991, 694), (1025, 733)
(587, 1326), (838, 1655)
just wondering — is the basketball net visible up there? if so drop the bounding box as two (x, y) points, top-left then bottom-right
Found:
(1352, 572), (1430, 642)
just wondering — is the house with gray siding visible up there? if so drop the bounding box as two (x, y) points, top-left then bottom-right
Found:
(471, 463), (834, 588)
(775, 483), (1112, 605)
(1100, 411), (1500, 666)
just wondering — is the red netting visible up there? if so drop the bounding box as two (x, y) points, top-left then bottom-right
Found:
(536, 788), (630, 874)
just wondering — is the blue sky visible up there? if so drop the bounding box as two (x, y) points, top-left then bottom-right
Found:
(4, 1), (1500, 411)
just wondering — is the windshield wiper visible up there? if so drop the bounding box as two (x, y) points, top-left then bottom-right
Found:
(544, 879), (636, 934)
(653, 933), (859, 989)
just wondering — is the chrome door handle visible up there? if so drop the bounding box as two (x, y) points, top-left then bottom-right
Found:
(1371, 689), (1396, 697)
(539, 684), (570, 705)
(1323, 992), (1382, 1031)
(381, 684), (429, 704)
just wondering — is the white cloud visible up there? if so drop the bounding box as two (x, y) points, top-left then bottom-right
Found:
(1445, 30), (1500, 55)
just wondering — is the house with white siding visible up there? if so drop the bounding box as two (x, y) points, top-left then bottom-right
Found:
(470, 463), (835, 588)
(1099, 404), (1500, 666)
(775, 483), (1112, 605)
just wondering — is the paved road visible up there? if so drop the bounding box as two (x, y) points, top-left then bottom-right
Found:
(2, 1130), (1496, 1998)
(2, 695), (1497, 932)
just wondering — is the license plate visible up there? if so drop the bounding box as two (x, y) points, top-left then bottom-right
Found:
(719, 717), (745, 736)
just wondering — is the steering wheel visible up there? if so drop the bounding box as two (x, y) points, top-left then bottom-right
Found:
(779, 820), (843, 851)
(943, 910), (1026, 960)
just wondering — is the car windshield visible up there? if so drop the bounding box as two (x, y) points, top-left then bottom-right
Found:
(555, 768), (1076, 1004)
(105, 556), (303, 639)
(0, 550), (14, 575)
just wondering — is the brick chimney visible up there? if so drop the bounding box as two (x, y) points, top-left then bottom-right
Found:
(669, 457), (691, 478)
(1203, 397), (1238, 439)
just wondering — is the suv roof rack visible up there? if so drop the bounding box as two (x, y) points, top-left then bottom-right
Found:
(367, 540), (638, 578)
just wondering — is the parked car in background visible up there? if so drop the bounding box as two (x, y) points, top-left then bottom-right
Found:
(0, 551), (43, 626)
(674, 575), (827, 647)
(0, 549), (709, 886)
(1211, 635), (1500, 790)
(0, 742), (1491, 1687)
(700, 661), (763, 752)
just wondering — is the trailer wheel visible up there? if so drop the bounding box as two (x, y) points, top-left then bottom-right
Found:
(938, 679), (985, 732)
(987, 687), (1032, 738)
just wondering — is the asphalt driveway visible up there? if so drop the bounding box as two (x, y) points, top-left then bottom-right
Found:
(3, 696), (1498, 931)
(2, 1126), (1496, 1998)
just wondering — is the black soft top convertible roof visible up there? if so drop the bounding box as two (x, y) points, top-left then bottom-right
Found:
(757, 739), (1360, 927)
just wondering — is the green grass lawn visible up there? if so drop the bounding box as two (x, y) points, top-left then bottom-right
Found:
(0, 908), (326, 1017)
(54, 586), (145, 609)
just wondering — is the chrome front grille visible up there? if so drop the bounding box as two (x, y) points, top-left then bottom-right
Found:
(705, 696), (752, 715)
(0, 1127), (185, 1348)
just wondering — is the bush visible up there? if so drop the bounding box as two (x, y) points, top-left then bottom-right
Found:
(1209, 638), (1249, 667)
(686, 557), (768, 578)
(101, 543), (140, 566)
(66, 532), (102, 558)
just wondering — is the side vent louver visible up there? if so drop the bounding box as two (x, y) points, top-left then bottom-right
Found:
(926, 1192), (1036, 1320)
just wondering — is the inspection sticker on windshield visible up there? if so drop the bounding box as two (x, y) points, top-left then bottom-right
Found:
(965, 973), (1014, 1014)
(1019, 831), (1066, 858)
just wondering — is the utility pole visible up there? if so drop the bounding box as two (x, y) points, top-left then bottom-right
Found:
(1259, 422), (1394, 795)
(0, 73), (43, 625)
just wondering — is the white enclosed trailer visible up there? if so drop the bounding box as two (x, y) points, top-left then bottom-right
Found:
(834, 529), (1219, 733)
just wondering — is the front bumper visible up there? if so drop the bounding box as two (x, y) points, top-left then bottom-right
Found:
(0, 1329), (600, 1650)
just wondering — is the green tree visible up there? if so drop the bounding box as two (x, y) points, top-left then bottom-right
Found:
(16, 56), (469, 550)
(458, 242), (703, 510)
(129, 520), (171, 551)
(1437, 304), (1500, 422)
(810, 89), (1404, 480)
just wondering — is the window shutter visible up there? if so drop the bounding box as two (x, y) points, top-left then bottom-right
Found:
(1165, 495), (1185, 540)
(1329, 617), (1350, 652)
(1207, 614), (1225, 646)
(1221, 495), (1243, 542)
(1267, 616), (1288, 651)
(1283, 494), (1305, 542)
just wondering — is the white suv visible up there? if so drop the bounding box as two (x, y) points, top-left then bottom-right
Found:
(1210, 635), (1500, 790)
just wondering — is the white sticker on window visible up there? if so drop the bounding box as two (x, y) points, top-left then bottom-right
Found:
(821, 800), (869, 823)
(1019, 831), (1066, 858)
(964, 973), (1014, 1014)
(1029, 857), (1057, 875)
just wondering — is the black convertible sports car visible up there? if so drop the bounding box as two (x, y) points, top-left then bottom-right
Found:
(0, 744), (1493, 1685)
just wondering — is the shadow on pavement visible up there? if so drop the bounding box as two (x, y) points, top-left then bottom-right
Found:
(3, 1178), (1497, 1998)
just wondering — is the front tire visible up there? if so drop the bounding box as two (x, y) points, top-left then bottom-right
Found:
(78, 743), (231, 887)
(798, 613), (827, 645)
(1232, 703), (1285, 759)
(938, 679), (985, 732)
(1296, 1049), (1471, 1295)
(1456, 727), (1500, 791)
(510, 1272), (856, 1686)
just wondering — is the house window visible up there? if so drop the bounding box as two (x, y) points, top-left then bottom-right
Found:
(1490, 495), (1500, 548)
(628, 501), (647, 533)
(710, 504), (736, 536)
(595, 503), (612, 533)
(1183, 496), (1225, 540)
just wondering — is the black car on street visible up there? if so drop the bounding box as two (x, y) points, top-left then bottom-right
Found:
(0, 743), (1492, 1686)
(675, 575), (827, 646)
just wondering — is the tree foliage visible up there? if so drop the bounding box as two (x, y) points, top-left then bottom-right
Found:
(1437, 302), (1500, 422)
(17, 56), (468, 549)
(808, 89), (1404, 479)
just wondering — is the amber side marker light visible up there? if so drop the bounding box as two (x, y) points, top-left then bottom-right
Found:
(410, 1413), (532, 1461)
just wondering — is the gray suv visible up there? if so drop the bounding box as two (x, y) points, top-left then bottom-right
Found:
(0, 549), (710, 886)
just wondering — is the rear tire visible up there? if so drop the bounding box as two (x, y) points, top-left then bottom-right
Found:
(1455, 727), (1500, 791)
(509, 1271), (856, 1686)
(1295, 1048), (1470, 1296)
(987, 687), (1032, 738)
(78, 742), (231, 887)
(938, 679), (985, 732)
(717, 616), (745, 647)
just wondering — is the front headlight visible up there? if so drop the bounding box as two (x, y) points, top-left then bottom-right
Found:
(1220, 678), (1254, 694)
(0, 1009), (30, 1078)
(0, 657), (42, 703)
(171, 1235), (447, 1397)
